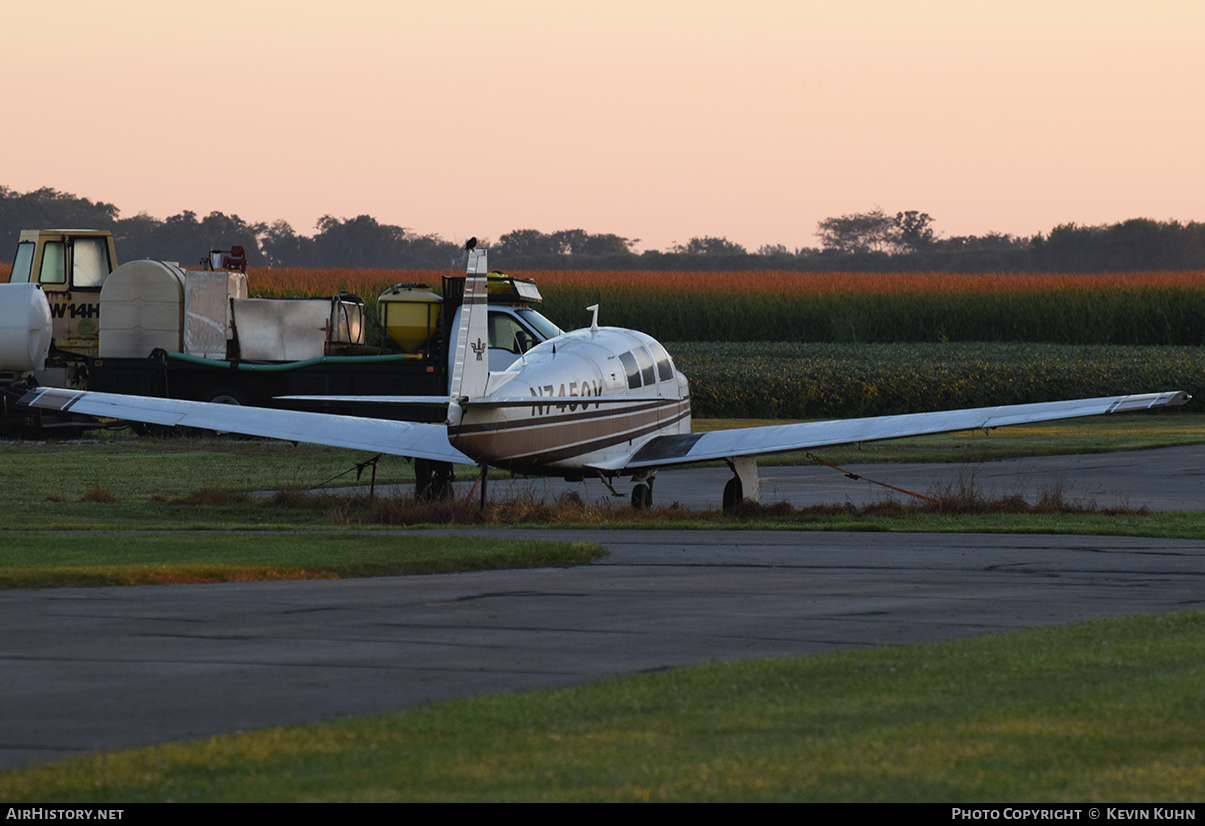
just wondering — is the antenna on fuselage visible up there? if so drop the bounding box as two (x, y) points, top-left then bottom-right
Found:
(587, 304), (600, 332)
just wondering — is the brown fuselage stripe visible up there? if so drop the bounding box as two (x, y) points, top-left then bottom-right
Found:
(451, 402), (690, 467)
(452, 397), (685, 435)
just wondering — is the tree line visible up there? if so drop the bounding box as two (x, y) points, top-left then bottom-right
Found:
(0, 186), (464, 269)
(3, 185), (1203, 273)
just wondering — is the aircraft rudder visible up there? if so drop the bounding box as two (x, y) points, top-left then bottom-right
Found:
(449, 247), (491, 401)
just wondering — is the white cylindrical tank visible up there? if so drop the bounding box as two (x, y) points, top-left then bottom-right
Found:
(0, 283), (53, 371)
(99, 260), (187, 358)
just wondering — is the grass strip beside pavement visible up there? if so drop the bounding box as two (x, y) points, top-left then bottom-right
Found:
(5, 611), (1203, 802)
(0, 532), (605, 588)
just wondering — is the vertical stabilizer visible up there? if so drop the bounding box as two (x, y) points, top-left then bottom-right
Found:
(449, 248), (490, 402)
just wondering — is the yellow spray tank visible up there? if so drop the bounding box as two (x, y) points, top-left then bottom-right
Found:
(377, 283), (443, 353)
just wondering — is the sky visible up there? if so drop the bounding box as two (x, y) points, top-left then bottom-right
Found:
(4, 0), (1203, 253)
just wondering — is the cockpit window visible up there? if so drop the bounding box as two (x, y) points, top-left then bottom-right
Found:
(648, 341), (675, 381)
(633, 346), (656, 386)
(619, 351), (641, 389)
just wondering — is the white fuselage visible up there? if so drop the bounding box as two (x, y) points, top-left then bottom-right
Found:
(447, 326), (691, 474)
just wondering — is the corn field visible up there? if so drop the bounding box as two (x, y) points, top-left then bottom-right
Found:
(243, 268), (1205, 346)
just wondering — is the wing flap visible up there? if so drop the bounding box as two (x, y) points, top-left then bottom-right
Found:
(20, 388), (472, 464)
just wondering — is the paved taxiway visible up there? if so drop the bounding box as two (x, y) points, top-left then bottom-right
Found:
(3, 446), (1204, 769)
(360, 445), (1205, 511)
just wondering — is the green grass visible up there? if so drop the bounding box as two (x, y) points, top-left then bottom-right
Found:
(730, 510), (1205, 540)
(1, 433), (437, 530)
(0, 435), (605, 587)
(5, 611), (1203, 802)
(0, 531), (605, 588)
(3, 434), (414, 504)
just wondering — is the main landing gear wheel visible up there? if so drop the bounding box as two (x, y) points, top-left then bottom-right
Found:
(722, 477), (743, 515)
(631, 482), (652, 510)
(415, 459), (455, 501)
(722, 456), (760, 515)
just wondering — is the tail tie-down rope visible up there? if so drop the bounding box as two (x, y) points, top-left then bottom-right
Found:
(805, 452), (937, 503)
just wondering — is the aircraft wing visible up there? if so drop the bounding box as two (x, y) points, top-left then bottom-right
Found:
(601, 391), (1191, 472)
(20, 388), (473, 465)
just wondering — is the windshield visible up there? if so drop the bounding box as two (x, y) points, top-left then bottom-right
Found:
(516, 307), (563, 340)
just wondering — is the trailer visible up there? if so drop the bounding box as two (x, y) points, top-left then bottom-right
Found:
(1, 231), (561, 495)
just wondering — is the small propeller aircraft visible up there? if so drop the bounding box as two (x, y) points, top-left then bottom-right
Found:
(21, 249), (1190, 510)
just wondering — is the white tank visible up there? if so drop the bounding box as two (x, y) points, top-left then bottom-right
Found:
(98, 260), (187, 358)
(0, 283), (53, 372)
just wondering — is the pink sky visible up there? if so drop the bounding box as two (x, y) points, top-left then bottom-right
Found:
(5, 0), (1203, 252)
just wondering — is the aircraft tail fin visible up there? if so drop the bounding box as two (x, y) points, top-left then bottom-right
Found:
(448, 247), (490, 402)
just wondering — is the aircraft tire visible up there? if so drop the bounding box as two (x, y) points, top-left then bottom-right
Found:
(416, 459), (455, 501)
(429, 475), (454, 501)
(723, 477), (743, 514)
(631, 482), (652, 510)
(203, 387), (253, 406)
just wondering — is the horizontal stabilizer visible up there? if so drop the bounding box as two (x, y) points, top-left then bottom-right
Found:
(278, 395), (449, 405)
